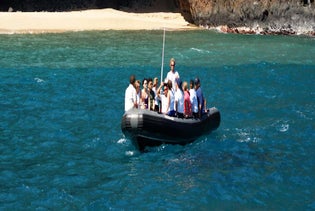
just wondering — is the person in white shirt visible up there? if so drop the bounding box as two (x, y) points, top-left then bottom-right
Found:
(157, 83), (170, 114)
(166, 80), (176, 117)
(124, 75), (138, 112)
(157, 80), (176, 116)
(174, 78), (184, 118)
(166, 58), (180, 92)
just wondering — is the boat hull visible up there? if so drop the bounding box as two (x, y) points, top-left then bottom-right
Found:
(121, 107), (220, 150)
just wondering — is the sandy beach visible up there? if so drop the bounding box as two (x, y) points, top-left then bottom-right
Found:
(0, 9), (197, 34)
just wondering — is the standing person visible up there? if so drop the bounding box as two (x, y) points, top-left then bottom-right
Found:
(174, 78), (184, 118)
(147, 78), (155, 111)
(141, 78), (149, 109)
(167, 80), (176, 117)
(157, 80), (175, 116)
(157, 82), (170, 114)
(194, 77), (206, 118)
(124, 74), (138, 111)
(135, 80), (141, 108)
(183, 81), (192, 118)
(166, 58), (180, 92)
(152, 77), (160, 111)
(189, 79), (198, 118)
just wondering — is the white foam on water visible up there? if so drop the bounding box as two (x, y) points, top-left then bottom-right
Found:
(272, 120), (290, 133)
(190, 47), (211, 54)
(296, 110), (313, 121)
(117, 138), (127, 144)
(34, 77), (45, 83)
(278, 124), (289, 132)
(235, 128), (261, 143)
(125, 151), (135, 156)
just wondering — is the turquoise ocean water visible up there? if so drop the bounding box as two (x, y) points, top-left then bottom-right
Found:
(0, 30), (314, 210)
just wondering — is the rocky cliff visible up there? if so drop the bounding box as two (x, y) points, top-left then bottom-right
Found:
(1, 0), (314, 35)
(177, 0), (315, 35)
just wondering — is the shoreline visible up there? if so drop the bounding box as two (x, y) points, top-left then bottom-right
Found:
(0, 9), (314, 36)
(0, 9), (197, 34)
(211, 25), (315, 37)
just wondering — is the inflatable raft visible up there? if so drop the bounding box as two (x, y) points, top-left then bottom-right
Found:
(121, 107), (220, 150)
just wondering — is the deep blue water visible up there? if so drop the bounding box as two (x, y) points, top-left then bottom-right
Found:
(0, 31), (314, 210)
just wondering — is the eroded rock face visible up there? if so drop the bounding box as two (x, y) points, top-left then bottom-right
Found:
(177, 0), (315, 34)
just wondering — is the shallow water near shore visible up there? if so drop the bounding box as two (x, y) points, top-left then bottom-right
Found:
(0, 30), (314, 210)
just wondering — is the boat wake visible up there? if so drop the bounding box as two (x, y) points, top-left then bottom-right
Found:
(117, 137), (138, 156)
(190, 47), (211, 54)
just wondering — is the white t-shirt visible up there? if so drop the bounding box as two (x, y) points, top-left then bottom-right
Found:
(166, 70), (180, 91)
(175, 90), (184, 113)
(161, 94), (169, 114)
(152, 87), (159, 106)
(136, 92), (141, 107)
(125, 84), (137, 111)
(169, 89), (175, 111)
(189, 88), (198, 113)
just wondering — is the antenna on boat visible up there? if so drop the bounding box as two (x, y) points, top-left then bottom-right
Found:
(160, 28), (166, 83)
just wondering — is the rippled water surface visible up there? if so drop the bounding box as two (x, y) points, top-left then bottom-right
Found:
(0, 31), (314, 210)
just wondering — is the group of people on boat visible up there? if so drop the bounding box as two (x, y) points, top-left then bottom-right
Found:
(124, 58), (207, 118)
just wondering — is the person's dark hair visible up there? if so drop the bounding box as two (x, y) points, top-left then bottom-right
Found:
(142, 78), (148, 85)
(147, 78), (153, 84)
(167, 80), (172, 89)
(194, 77), (200, 86)
(129, 75), (136, 84)
(175, 78), (183, 92)
(190, 79), (195, 87)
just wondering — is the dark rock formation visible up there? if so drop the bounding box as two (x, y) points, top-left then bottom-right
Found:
(177, 0), (315, 35)
(1, 0), (314, 35)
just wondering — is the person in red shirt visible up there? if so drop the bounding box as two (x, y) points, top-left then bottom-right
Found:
(182, 81), (192, 118)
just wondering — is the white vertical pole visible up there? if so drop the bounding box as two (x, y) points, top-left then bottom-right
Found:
(160, 28), (166, 83)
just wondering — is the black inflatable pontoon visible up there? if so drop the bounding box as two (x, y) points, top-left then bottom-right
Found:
(121, 107), (220, 150)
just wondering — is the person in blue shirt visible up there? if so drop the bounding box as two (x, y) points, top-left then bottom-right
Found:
(194, 77), (206, 118)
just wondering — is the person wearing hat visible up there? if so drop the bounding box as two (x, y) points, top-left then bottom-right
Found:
(194, 77), (205, 118)
(175, 78), (184, 118)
